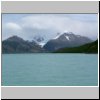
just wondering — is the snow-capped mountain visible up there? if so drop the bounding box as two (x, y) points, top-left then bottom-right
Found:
(43, 32), (92, 51)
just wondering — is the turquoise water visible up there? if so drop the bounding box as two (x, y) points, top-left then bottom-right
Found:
(2, 53), (98, 86)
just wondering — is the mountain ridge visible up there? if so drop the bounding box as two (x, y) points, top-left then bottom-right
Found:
(2, 36), (46, 53)
(54, 40), (98, 53)
(43, 32), (92, 52)
(2, 32), (95, 53)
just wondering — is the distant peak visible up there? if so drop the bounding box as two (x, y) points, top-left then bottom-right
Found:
(10, 35), (20, 38)
(6, 35), (24, 42)
(8, 35), (20, 38)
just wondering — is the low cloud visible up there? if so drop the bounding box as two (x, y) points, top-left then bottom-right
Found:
(5, 22), (21, 31)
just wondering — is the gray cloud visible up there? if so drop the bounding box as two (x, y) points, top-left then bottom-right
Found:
(2, 14), (98, 41)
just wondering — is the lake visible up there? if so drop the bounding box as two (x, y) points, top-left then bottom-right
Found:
(2, 53), (98, 86)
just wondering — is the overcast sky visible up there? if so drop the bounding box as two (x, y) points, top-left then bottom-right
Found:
(2, 14), (98, 42)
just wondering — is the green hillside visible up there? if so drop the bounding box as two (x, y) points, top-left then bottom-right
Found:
(54, 40), (98, 53)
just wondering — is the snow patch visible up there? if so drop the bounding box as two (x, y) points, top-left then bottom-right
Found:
(65, 36), (70, 40)
(39, 42), (46, 47)
(53, 35), (60, 39)
(53, 33), (62, 40)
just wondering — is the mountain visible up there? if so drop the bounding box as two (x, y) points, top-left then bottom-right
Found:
(43, 32), (92, 52)
(2, 36), (45, 53)
(54, 40), (98, 53)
